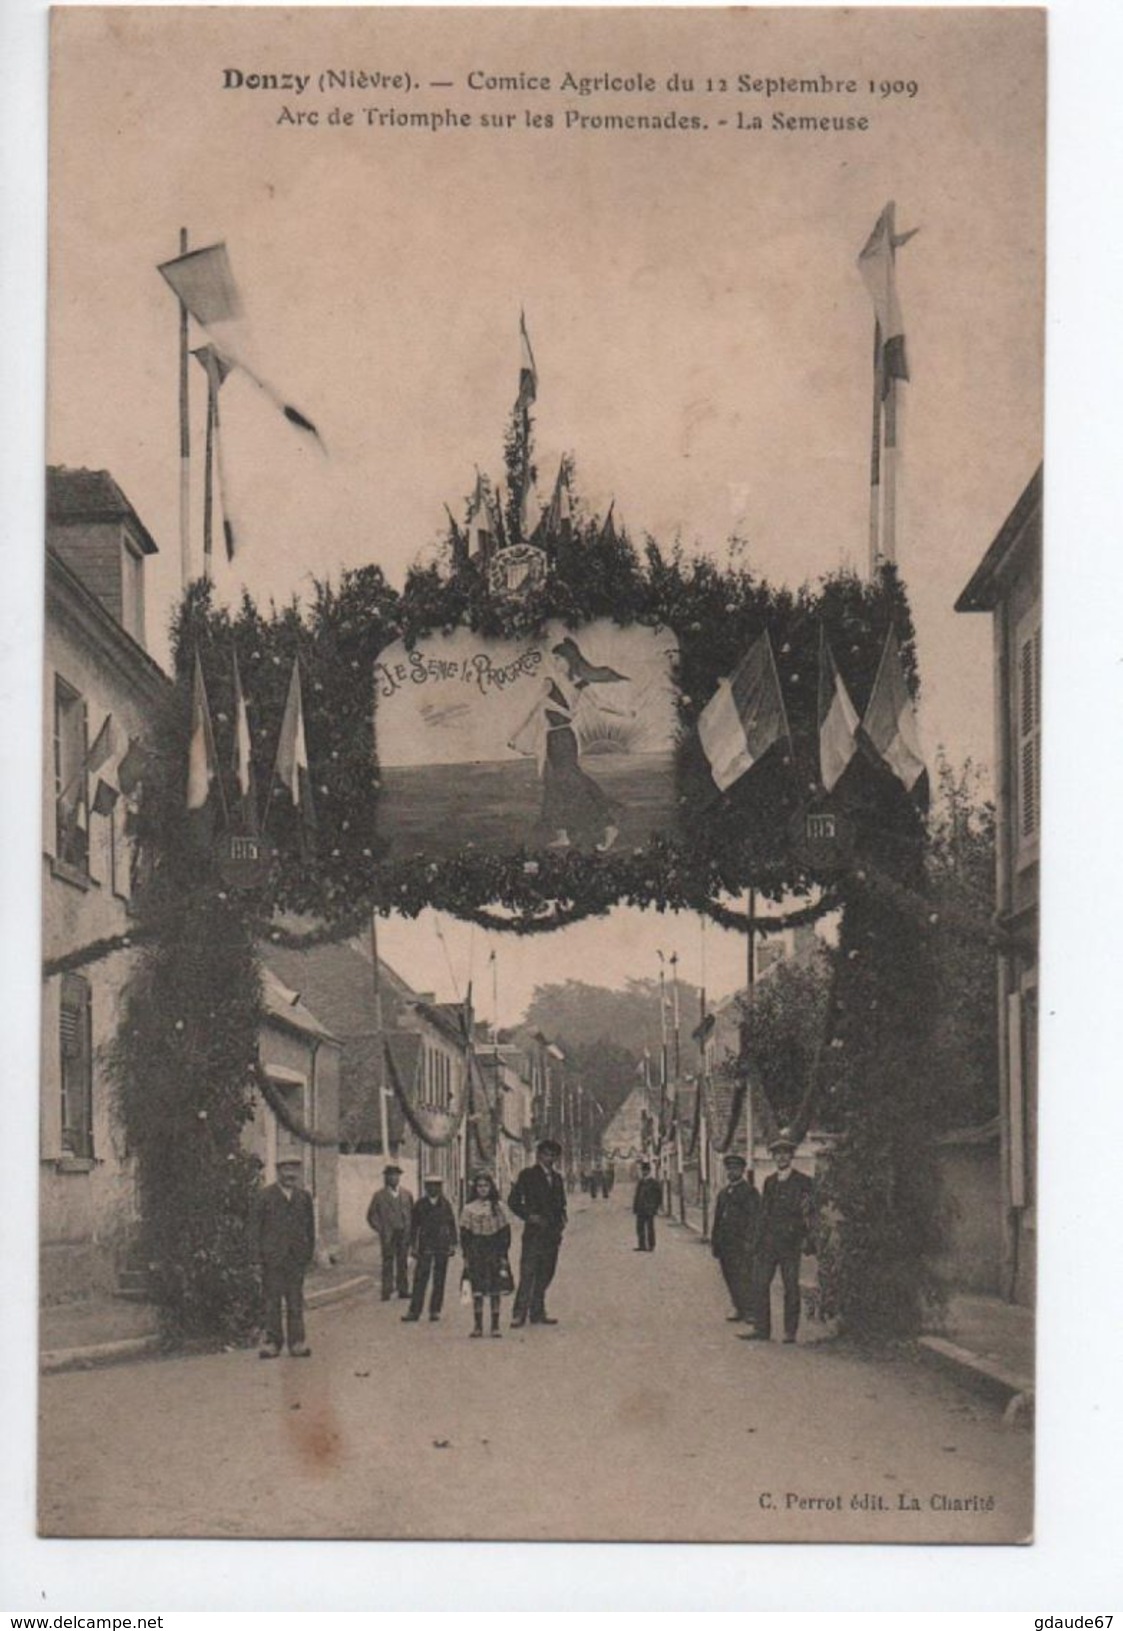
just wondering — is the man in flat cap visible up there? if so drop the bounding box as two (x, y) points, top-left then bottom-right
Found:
(711, 1152), (760, 1324)
(632, 1160), (662, 1252)
(253, 1155), (315, 1358)
(743, 1130), (817, 1345)
(366, 1163), (414, 1302)
(402, 1173), (458, 1323)
(508, 1138), (567, 1327)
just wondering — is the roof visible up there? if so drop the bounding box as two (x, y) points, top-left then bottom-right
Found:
(955, 465), (1043, 613)
(46, 548), (171, 703)
(261, 967), (339, 1044)
(47, 466), (160, 556)
(406, 998), (469, 1048)
(260, 939), (416, 1040)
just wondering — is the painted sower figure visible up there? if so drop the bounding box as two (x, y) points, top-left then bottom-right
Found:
(402, 1173), (458, 1323)
(508, 1137), (567, 1327)
(632, 1160), (662, 1252)
(742, 1130), (817, 1345)
(459, 1171), (513, 1338)
(253, 1156), (315, 1359)
(366, 1163), (414, 1302)
(711, 1152), (761, 1324)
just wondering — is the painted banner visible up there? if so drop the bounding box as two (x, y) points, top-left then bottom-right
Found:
(375, 621), (680, 857)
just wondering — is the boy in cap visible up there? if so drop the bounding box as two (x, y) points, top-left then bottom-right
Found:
(252, 1155), (315, 1358)
(711, 1152), (760, 1323)
(366, 1164), (415, 1301)
(743, 1130), (817, 1344)
(508, 1138), (567, 1327)
(402, 1174), (458, 1323)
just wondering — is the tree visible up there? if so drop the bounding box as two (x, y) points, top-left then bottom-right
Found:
(732, 945), (833, 1129)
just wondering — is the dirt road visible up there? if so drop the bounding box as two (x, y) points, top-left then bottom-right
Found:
(39, 1194), (1032, 1541)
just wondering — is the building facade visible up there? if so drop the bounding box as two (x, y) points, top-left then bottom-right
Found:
(955, 465), (1042, 1307)
(41, 469), (170, 1300)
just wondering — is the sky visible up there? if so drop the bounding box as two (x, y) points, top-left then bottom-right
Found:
(44, 7), (1044, 1022)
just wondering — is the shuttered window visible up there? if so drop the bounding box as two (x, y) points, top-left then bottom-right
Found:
(1016, 614), (1042, 852)
(59, 974), (93, 1159)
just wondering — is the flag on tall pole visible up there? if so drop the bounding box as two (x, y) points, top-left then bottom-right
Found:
(192, 345), (237, 562)
(516, 309), (537, 413)
(859, 628), (929, 805)
(696, 632), (791, 793)
(818, 629), (860, 792)
(158, 241), (326, 451)
(230, 648), (259, 834)
(269, 659), (316, 858)
(858, 202), (917, 573)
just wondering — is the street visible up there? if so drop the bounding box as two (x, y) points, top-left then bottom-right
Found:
(39, 1194), (1032, 1542)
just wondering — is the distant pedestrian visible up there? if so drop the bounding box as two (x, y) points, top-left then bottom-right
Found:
(604, 1162), (616, 1198)
(459, 1172), (513, 1338)
(402, 1174), (458, 1323)
(711, 1153), (760, 1324)
(366, 1164), (414, 1302)
(743, 1130), (817, 1345)
(508, 1138), (567, 1327)
(253, 1156), (315, 1359)
(632, 1160), (662, 1252)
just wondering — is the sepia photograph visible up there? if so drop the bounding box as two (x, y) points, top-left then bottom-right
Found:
(34, 4), (1046, 1550)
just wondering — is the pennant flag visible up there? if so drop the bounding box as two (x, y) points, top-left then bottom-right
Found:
(540, 459), (573, 542)
(697, 632), (791, 793)
(231, 649), (259, 834)
(270, 660), (316, 857)
(116, 736), (150, 799)
(92, 778), (119, 818)
(516, 310), (537, 413)
(818, 629), (860, 792)
(860, 628), (929, 804)
(192, 344), (239, 559)
(159, 241), (325, 450)
(186, 652), (221, 813)
(600, 502), (618, 549)
(691, 1012), (716, 1046)
(465, 470), (502, 561)
(858, 201), (918, 395)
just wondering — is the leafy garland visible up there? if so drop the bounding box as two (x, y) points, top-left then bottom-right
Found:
(104, 473), (944, 1342)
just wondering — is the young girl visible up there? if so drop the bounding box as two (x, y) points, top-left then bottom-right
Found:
(459, 1172), (513, 1338)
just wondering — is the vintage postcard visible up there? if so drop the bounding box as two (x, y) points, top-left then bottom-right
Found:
(40, 7), (1043, 1544)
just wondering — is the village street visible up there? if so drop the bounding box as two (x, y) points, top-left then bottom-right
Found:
(39, 1194), (1032, 1543)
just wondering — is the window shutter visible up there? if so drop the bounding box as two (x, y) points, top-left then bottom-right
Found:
(1016, 621), (1042, 846)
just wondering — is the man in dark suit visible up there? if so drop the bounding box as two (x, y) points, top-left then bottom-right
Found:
(632, 1160), (662, 1251)
(711, 1152), (760, 1322)
(253, 1156), (316, 1358)
(742, 1130), (817, 1345)
(508, 1138), (567, 1327)
(402, 1174), (458, 1323)
(366, 1164), (414, 1301)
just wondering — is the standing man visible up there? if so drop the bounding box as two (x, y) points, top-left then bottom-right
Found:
(632, 1159), (662, 1252)
(743, 1130), (817, 1345)
(711, 1153), (760, 1323)
(253, 1155), (315, 1359)
(366, 1163), (414, 1302)
(402, 1174), (458, 1323)
(508, 1138), (567, 1327)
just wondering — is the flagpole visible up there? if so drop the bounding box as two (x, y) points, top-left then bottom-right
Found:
(369, 909), (390, 1163)
(745, 888), (756, 1173)
(699, 916), (710, 1241)
(202, 366), (216, 580)
(177, 227), (191, 591)
(671, 952), (685, 1223)
(868, 317), (883, 579)
(882, 373), (900, 567)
